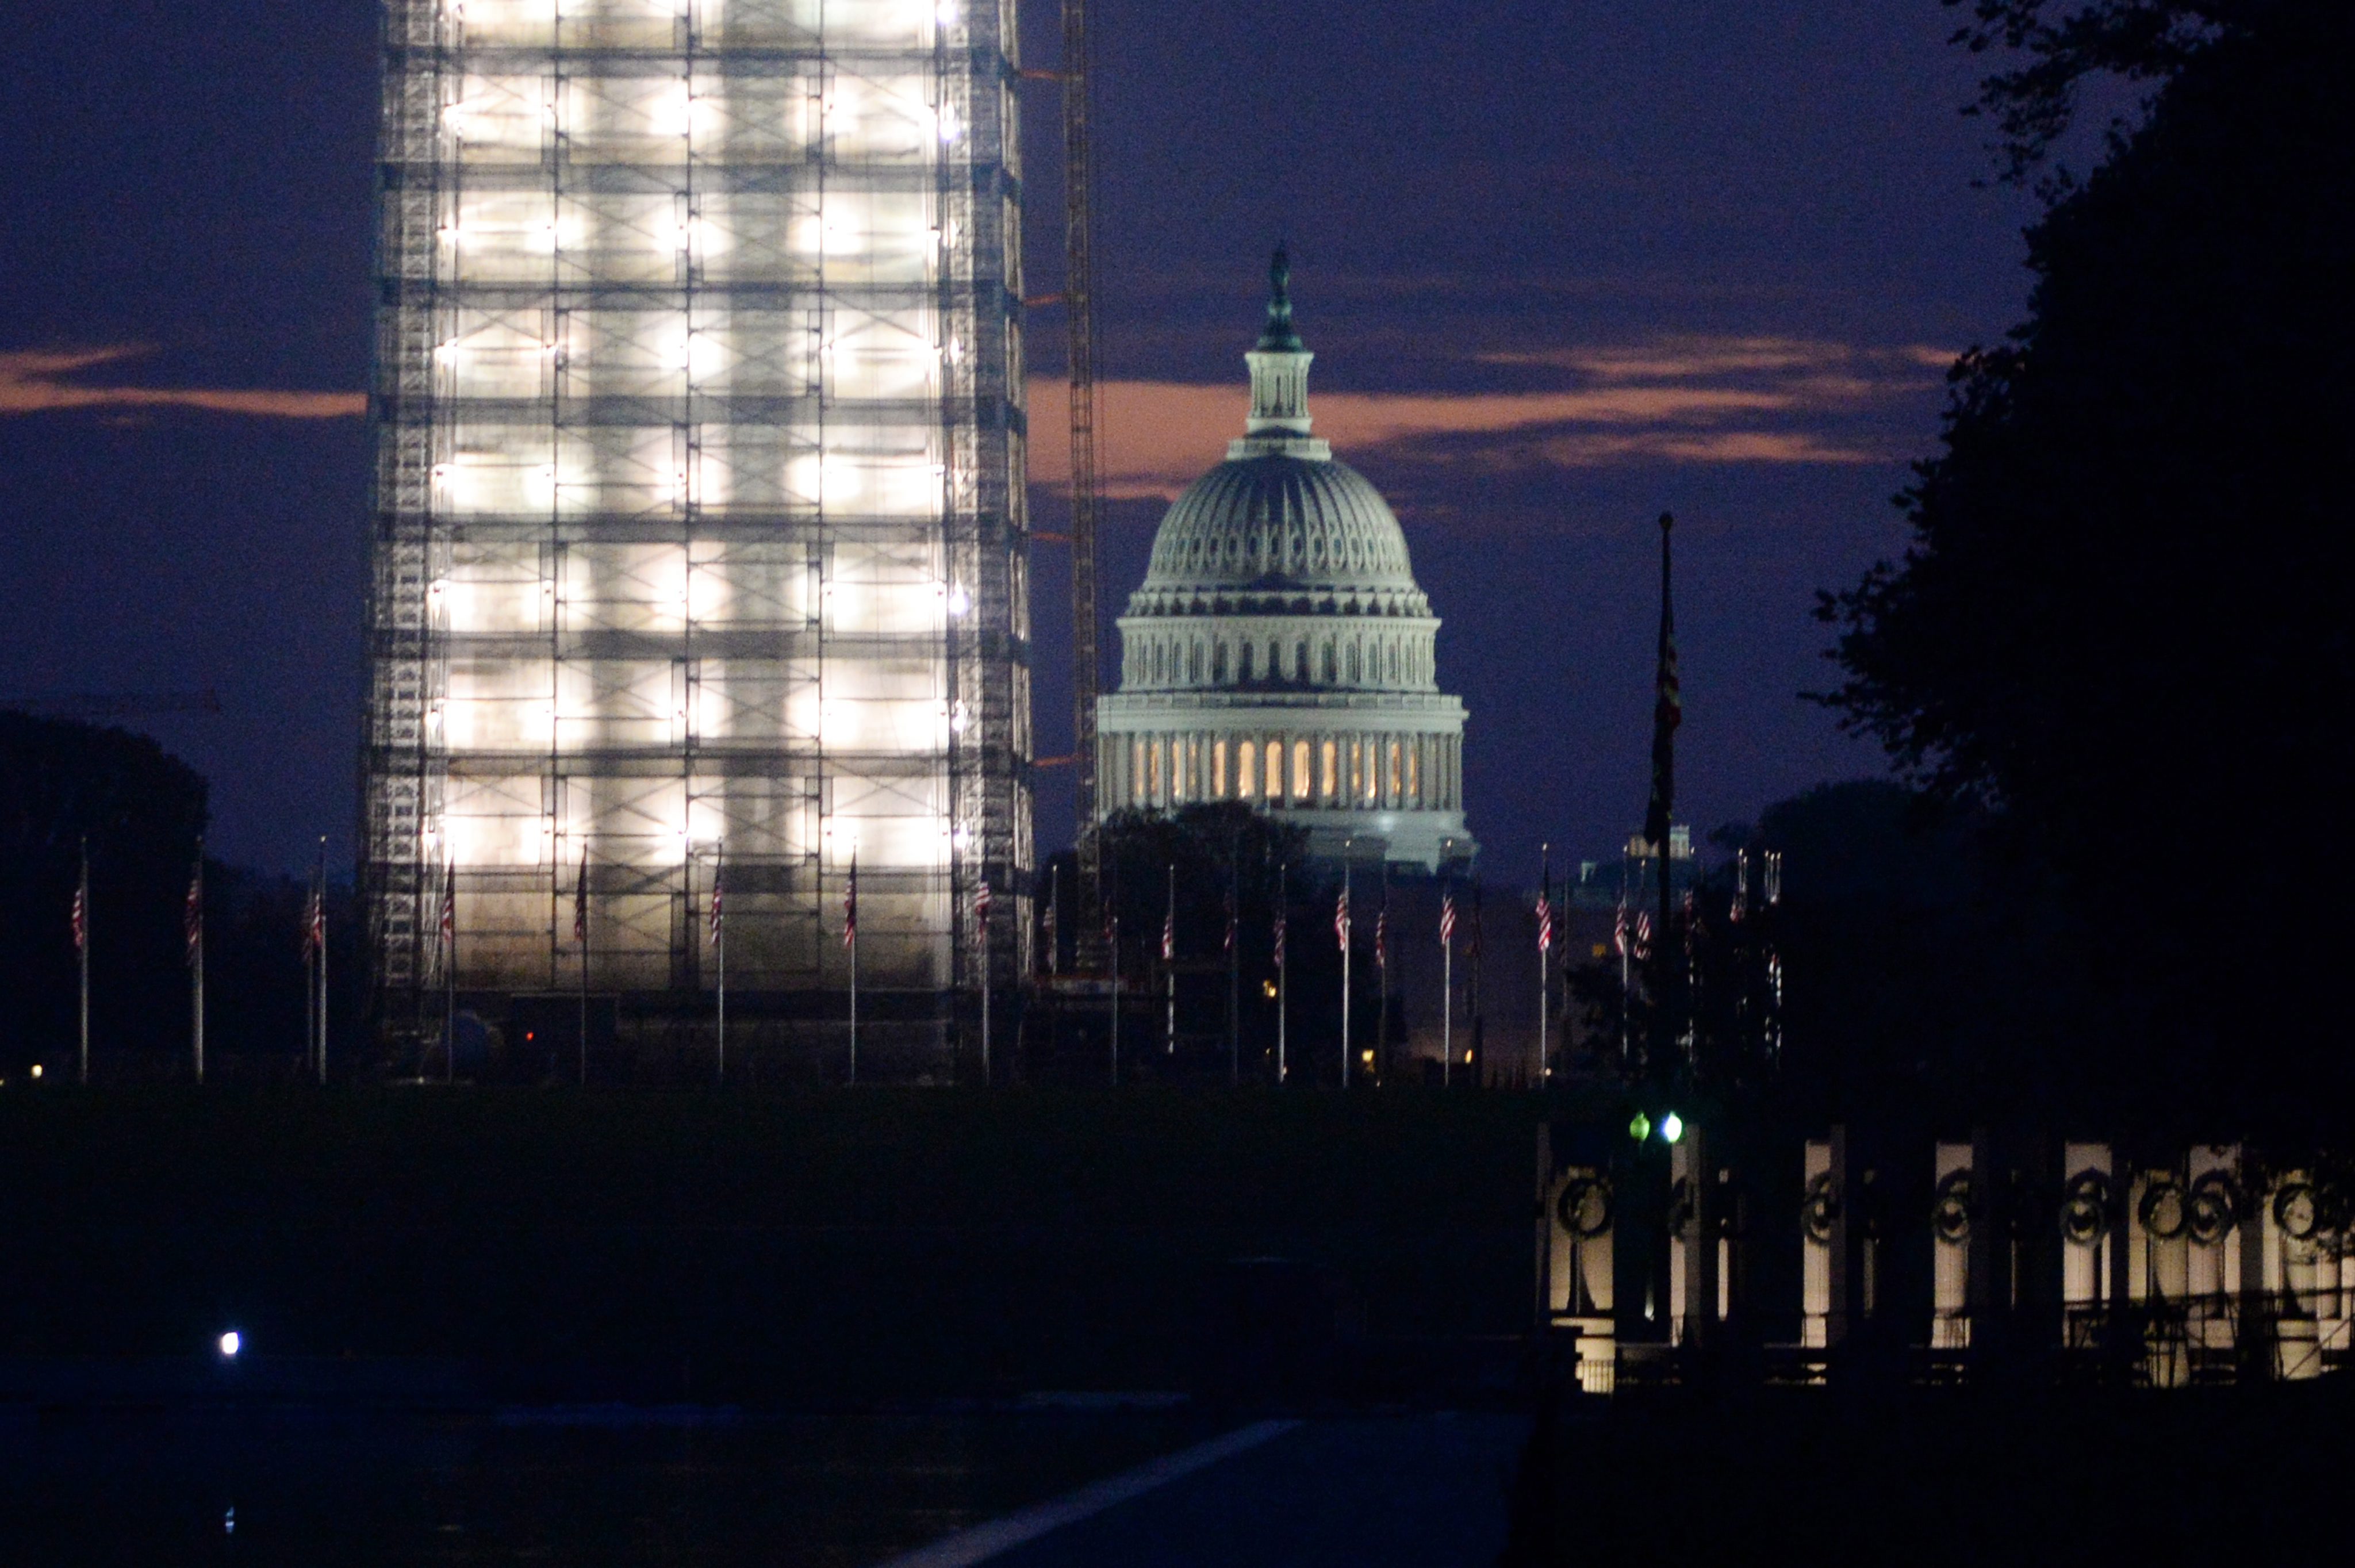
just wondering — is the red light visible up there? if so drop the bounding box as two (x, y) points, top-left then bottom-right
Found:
(525, 1031), (535, 1042)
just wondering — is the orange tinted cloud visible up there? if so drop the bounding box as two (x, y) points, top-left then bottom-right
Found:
(1028, 333), (1938, 496)
(1477, 335), (1953, 382)
(0, 347), (366, 419)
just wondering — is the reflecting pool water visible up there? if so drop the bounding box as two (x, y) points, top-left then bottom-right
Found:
(1, 1403), (1221, 1566)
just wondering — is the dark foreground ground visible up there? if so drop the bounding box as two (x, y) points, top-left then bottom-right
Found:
(10, 1090), (2346, 1565)
(1500, 1379), (2355, 1566)
(0, 1087), (1547, 1399)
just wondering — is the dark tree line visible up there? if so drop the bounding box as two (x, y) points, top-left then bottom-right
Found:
(1818, 1), (2355, 1121)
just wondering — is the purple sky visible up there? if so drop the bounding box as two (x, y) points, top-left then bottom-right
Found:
(0, 1), (2048, 877)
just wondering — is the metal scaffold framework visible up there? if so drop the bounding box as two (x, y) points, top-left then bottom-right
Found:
(364, 0), (1033, 1080)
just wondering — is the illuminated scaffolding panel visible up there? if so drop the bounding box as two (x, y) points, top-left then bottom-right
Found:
(363, 0), (1033, 1078)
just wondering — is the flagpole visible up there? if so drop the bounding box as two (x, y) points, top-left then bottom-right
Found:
(316, 838), (331, 1084)
(1470, 883), (1483, 1085)
(1617, 864), (1632, 1075)
(1275, 861), (1287, 1084)
(577, 844), (590, 1088)
(1442, 885), (1454, 1090)
(1107, 854), (1120, 1086)
(190, 844), (205, 1086)
(444, 857), (456, 1084)
(847, 849), (860, 1087)
(977, 880), (990, 1086)
(1538, 844), (1550, 1087)
(304, 867), (317, 1079)
(76, 837), (90, 1085)
(713, 841), (726, 1089)
(1226, 831), (1239, 1089)
(1340, 849), (1352, 1090)
(1647, 512), (1679, 1069)
(1376, 863), (1389, 1084)
(318, 851), (328, 1085)
(1439, 846), (1454, 1088)
(1164, 863), (1176, 1057)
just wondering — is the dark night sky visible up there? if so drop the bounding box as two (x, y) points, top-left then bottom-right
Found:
(0, 1), (2047, 878)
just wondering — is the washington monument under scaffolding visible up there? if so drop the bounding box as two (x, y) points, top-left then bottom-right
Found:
(361, 0), (1032, 1080)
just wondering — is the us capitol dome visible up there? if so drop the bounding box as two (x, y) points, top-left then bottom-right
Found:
(1095, 252), (1478, 873)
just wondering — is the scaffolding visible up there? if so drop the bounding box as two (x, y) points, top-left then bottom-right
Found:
(362, 0), (1032, 1080)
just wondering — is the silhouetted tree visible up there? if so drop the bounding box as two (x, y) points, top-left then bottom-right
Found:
(1819, 3), (2355, 1119)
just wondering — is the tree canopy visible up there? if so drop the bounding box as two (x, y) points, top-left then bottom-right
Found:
(1820, 2), (2355, 1117)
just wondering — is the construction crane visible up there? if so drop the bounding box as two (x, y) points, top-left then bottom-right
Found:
(1, 690), (223, 720)
(1025, 0), (1105, 968)
(1061, 0), (1106, 966)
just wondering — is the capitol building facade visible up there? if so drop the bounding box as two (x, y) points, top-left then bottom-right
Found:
(1096, 256), (1477, 873)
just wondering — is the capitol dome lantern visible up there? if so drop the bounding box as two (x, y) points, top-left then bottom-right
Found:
(1095, 252), (1478, 873)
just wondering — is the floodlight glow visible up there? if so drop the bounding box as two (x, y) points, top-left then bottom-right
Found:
(218, 1331), (241, 1358)
(1660, 1111), (1685, 1145)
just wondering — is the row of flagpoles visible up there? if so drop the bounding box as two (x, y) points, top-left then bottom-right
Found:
(64, 843), (1738, 1090)
(79, 837), (948, 1088)
(60, 835), (329, 1087)
(462, 843), (998, 1088)
(1049, 852), (1562, 1088)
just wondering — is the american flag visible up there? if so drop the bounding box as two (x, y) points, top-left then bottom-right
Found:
(1632, 910), (1652, 964)
(438, 862), (454, 949)
(1731, 850), (1748, 923)
(183, 861), (202, 967)
(1041, 871), (1060, 969)
(708, 856), (724, 946)
(1612, 902), (1629, 960)
(974, 879), (992, 949)
(1161, 904), (1175, 963)
(1223, 887), (1236, 955)
(1440, 890), (1456, 948)
(1375, 905), (1388, 970)
(1334, 887), (1351, 952)
(71, 871), (87, 954)
(1536, 893), (1555, 955)
(843, 853), (858, 948)
(572, 844), (589, 945)
(305, 882), (328, 962)
(1272, 908), (1286, 969)
(1645, 512), (1681, 852)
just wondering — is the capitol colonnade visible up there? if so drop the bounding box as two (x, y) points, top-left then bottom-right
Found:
(1109, 724), (1463, 816)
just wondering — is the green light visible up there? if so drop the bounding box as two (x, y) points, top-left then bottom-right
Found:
(1628, 1110), (1652, 1142)
(1660, 1111), (1685, 1144)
